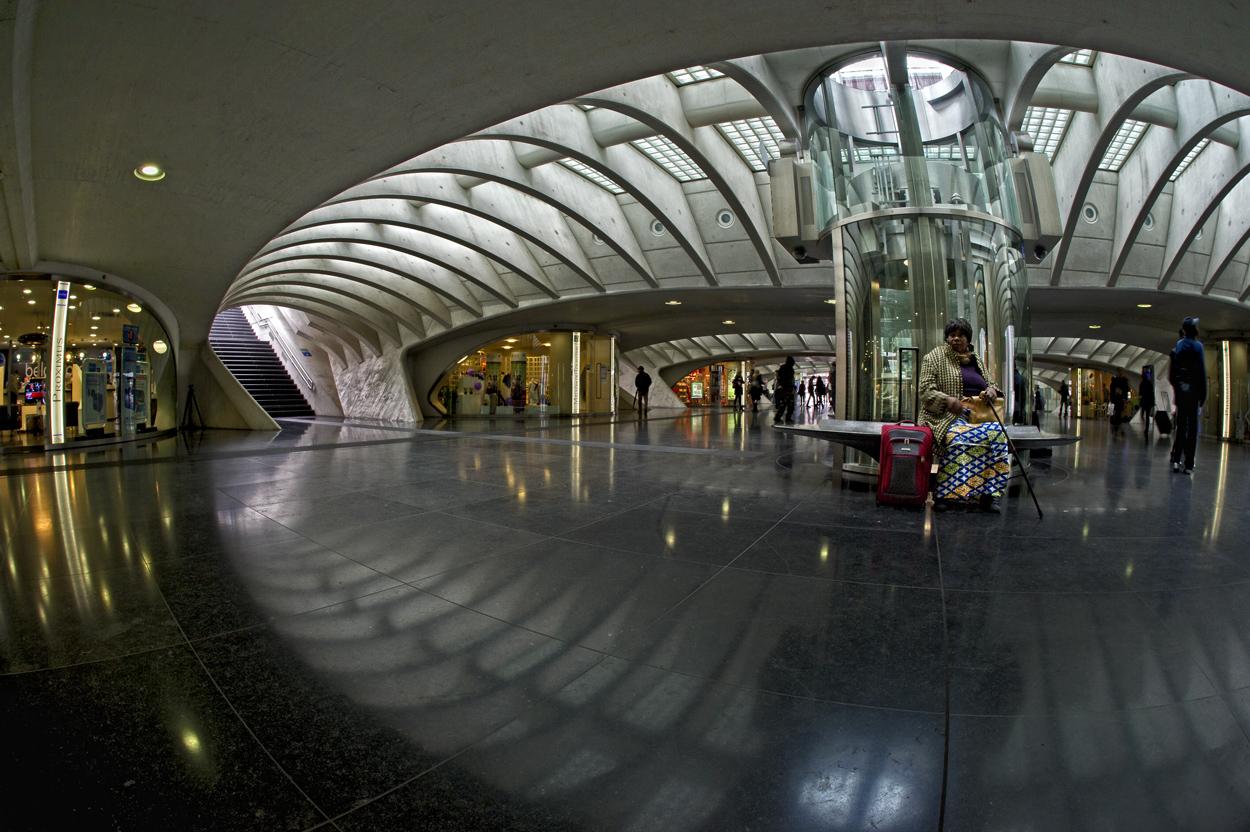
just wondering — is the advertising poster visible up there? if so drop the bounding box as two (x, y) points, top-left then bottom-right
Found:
(134, 375), (149, 424)
(120, 345), (138, 436)
(82, 359), (107, 428)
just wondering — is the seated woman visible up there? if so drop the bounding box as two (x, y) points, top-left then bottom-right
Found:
(919, 317), (1011, 513)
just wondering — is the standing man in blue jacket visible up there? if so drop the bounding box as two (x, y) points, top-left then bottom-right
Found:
(1169, 317), (1206, 474)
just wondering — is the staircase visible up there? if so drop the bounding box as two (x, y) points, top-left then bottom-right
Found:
(209, 308), (315, 418)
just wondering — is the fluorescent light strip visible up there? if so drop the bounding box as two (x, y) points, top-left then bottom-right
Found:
(1169, 138), (1210, 182)
(716, 117), (786, 172)
(630, 136), (707, 182)
(556, 158), (625, 194)
(1059, 49), (1096, 66)
(1099, 120), (1149, 172)
(667, 66), (724, 86)
(1021, 106), (1073, 160)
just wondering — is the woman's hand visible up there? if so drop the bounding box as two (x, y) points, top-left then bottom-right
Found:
(946, 396), (965, 414)
(981, 387), (998, 403)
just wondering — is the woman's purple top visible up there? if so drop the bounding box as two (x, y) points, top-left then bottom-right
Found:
(960, 363), (987, 396)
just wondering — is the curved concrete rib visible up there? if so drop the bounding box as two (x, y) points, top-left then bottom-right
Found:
(329, 175), (610, 292)
(240, 248), (466, 324)
(1108, 82), (1250, 286)
(259, 222), (518, 307)
(708, 56), (801, 140)
(1159, 119), (1250, 289)
(280, 200), (558, 298)
(226, 272), (429, 339)
(1048, 55), (1191, 286)
(302, 317), (363, 363)
(466, 107), (716, 285)
(576, 76), (782, 286)
(1202, 175), (1250, 295)
(1004, 44), (1073, 131)
(228, 285), (406, 346)
(230, 294), (385, 356)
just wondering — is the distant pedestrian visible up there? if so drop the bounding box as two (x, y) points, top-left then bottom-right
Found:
(732, 372), (744, 410)
(1139, 369), (1155, 431)
(634, 365), (652, 415)
(1109, 368), (1131, 434)
(1058, 379), (1071, 418)
(1169, 317), (1206, 474)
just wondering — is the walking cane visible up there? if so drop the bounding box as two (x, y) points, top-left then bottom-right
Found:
(984, 396), (1044, 519)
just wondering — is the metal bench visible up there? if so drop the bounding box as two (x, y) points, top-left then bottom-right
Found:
(774, 417), (1080, 461)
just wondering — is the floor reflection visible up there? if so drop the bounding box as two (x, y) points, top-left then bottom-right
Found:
(0, 410), (1248, 830)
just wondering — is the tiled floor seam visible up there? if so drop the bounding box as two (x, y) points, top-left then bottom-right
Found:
(933, 503), (954, 832)
(145, 559), (344, 831)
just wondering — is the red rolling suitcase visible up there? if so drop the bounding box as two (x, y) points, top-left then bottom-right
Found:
(877, 421), (934, 506)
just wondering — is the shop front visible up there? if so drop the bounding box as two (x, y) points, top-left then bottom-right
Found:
(1, 277), (176, 451)
(432, 330), (617, 417)
(674, 362), (751, 407)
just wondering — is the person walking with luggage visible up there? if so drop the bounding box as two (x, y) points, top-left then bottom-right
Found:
(731, 372), (744, 411)
(1109, 368), (1131, 435)
(1138, 369), (1155, 432)
(1169, 317), (1206, 474)
(634, 365), (652, 415)
(919, 317), (1009, 513)
(1058, 379), (1071, 418)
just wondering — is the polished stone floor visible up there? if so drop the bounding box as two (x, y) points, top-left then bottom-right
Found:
(2, 405), (1249, 831)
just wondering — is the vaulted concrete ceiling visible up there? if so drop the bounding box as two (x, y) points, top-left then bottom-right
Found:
(4, 1), (1250, 360)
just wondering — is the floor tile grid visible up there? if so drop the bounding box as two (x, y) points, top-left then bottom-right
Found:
(142, 553), (345, 831)
(932, 506), (955, 832)
(1120, 564), (1250, 752)
(321, 476), (857, 829)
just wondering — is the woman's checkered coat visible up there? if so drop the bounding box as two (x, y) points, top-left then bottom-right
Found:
(919, 344), (998, 447)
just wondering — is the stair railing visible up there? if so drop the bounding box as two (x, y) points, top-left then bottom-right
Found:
(251, 316), (317, 394)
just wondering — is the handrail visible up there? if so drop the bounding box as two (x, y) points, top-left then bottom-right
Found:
(254, 317), (317, 393)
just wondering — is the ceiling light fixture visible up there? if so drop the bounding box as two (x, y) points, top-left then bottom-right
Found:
(84, 285), (96, 290)
(134, 164), (165, 181)
(824, 299), (837, 304)
(665, 300), (681, 305)
(1089, 325), (1101, 329)
(723, 320), (735, 325)
(27, 300), (35, 305)
(92, 316), (100, 320)
(1137, 303), (1152, 308)
(152, 340), (168, 354)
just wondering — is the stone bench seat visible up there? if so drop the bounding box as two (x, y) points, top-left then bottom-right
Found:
(773, 418), (1080, 461)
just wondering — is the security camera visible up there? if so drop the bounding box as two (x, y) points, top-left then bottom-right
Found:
(792, 246), (807, 260)
(1033, 244), (1047, 260)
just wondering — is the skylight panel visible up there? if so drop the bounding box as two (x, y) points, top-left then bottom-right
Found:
(630, 136), (707, 182)
(716, 117), (786, 172)
(1169, 138), (1210, 182)
(557, 158), (625, 194)
(1059, 49), (1096, 66)
(1098, 120), (1149, 172)
(1021, 106), (1073, 161)
(853, 144), (900, 163)
(667, 66), (725, 86)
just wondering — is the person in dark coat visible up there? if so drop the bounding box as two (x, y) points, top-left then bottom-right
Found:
(1169, 317), (1206, 473)
(634, 366), (652, 414)
(1109, 368), (1131, 434)
(1138, 368), (1155, 431)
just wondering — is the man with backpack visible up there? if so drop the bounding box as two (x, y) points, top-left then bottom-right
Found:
(774, 357), (796, 424)
(1169, 317), (1206, 474)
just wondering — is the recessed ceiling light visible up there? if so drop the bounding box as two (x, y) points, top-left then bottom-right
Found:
(69, 295), (76, 299)
(134, 164), (165, 181)
(92, 315), (100, 320)
(505, 338), (517, 343)
(91, 326), (98, 330)
(84, 285), (96, 290)
(824, 299), (837, 304)
(27, 300), (35, 305)
(542, 342), (552, 347)
(723, 320), (735, 325)
(1089, 324), (1101, 329)
(502, 345), (511, 349)
(1137, 303), (1152, 308)
(22, 289), (31, 294)
(665, 300), (682, 305)
(152, 340), (168, 354)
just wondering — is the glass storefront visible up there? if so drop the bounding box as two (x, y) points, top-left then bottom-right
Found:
(675, 362), (751, 406)
(805, 50), (1033, 426)
(432, 331), (616, 416)
(1, 277), (176, 450)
